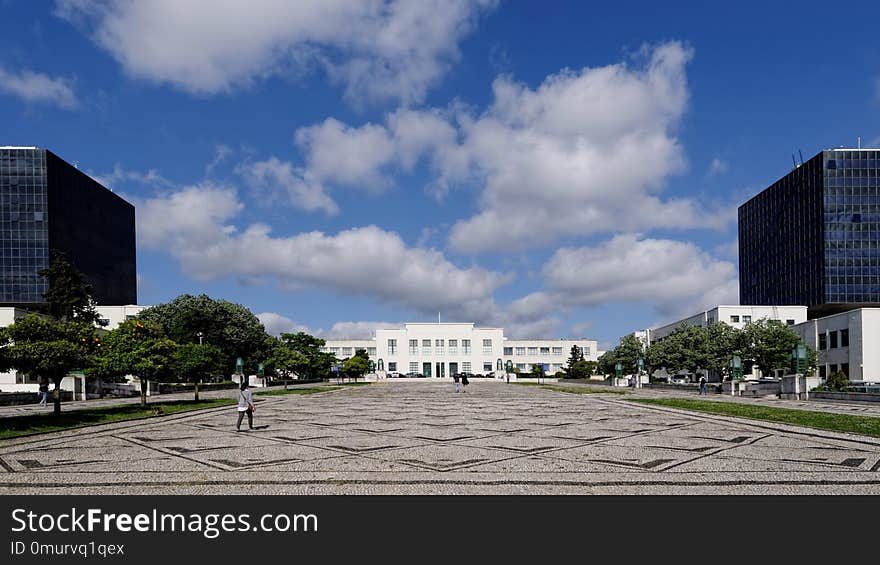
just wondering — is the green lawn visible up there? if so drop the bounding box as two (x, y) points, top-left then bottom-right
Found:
(0, 398), (236, 440)
(629, 397), (880, 438)
(513, 382), (629, 395)
(253, 386), (342, 396)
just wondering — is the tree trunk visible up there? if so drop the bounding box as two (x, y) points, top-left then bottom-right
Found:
(140, 377), (147, 406)
(53, 380), (61, 417)
(194, 381), (200, 402)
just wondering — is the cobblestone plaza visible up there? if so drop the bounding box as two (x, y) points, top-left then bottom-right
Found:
(2, 381), (880, 494)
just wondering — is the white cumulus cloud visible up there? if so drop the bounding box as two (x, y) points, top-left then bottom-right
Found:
(0, 67), (78, 109)
(257, 312), (312, 337)
(281, 42), (731, 249)
(542, 234), (738, 309)
(237, 157), (339, 215)
(134, 184), (510, 318)
(505, 234), (739, 326)
(55, 0), (496, 105)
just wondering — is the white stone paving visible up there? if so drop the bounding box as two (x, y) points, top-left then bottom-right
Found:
(2, 381), (880, 494)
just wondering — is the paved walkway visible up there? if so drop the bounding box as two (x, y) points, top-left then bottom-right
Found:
(565, 381), (880, 418)
(2, 380), (880, 494)
(0, 382), (330, 418)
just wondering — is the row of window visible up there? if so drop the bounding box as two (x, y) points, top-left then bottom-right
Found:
(727, 315), (796, 325)
(328, 341), (588, 358)
(392, 338), (487, 355)
(324, 347), (377, 357)
(500, 346), (586, 356)
(818, 329), (849, 350)
(405, 361), (481, 374)
(818, 363), (849, 379)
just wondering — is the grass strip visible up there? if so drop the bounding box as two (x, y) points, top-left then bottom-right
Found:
(512, 382), (629, 395)
(628, 397), (880, 438)
(0, 398), (235, 440)
(253, 386), (341, 397)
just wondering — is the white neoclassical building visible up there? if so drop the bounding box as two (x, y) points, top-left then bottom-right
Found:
(322, 322), (597, 378)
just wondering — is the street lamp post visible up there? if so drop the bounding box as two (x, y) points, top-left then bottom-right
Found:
(729, 355), (742, 396)
(196, 331), (204, 345)
(636, 357), (644, 389)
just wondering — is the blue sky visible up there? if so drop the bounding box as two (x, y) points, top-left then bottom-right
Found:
(2, 1), (879, 348)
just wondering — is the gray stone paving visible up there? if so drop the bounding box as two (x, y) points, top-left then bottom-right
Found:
(2, 380), (880, 494)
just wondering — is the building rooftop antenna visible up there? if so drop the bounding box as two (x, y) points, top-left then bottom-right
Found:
(858, 136), (862, 149)
(798, 150), (804, 166)
(791, 154), (797, 170)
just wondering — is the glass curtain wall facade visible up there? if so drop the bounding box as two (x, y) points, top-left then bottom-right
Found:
(0, 147), (136, 306)
(822, 150), (880, 305)
(739, 149), (880, 315)
(0, 148), (49, 303)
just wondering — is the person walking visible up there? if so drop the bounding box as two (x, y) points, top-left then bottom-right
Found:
(236, 381), (255, 431)
(699, 375), (707, 395)
(453, 373), (461, 393)
(37, 378), (49, 406)
(461, 372), (469, 392)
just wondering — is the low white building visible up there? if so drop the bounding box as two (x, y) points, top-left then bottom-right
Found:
(645, 305), (808, 344)
(322, 322), (597, 377)
(637, 305), (808, 381)
(792, 308), (880, 383)
(0, 305), (146, 392)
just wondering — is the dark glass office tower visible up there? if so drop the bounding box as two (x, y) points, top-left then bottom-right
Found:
(739, 149), (880, 317)
(0, 147), (136, 306)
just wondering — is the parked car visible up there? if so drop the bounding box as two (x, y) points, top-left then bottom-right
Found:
(670, 375), (690, 384)
(404, 372), (424, 378)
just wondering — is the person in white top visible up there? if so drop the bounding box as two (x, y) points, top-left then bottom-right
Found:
(236, 380), (255, 431)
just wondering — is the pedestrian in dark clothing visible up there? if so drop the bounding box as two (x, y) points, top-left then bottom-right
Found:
(461, 373), (469, 392)
(38, 378), (49, 406)
(236, 381), (255, 431)
(699, 376), (708, 395)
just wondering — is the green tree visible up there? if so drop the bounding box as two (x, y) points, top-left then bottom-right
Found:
(661, 324), (710, 375)
(136, 294), (271, 376)
(266, 340), (311, 387)
(172, 343), (224, 401)
(645, 337), (669, 378)
(37, 250), (100, 324)
(706, 322), (746, 380)
(566, 345), (583, 367)
(0, 315), (96, 416)
(88, 320), (177, 406)
(342, 348), (370, 382)
(597, 350), (617, 377)
(819, 370), (850, 392)
(277, 332), (335, 380)
(742, 319), (804, 377)
(530, 363), (546, 378)
(562, 344), (595, 379)
(611, 334), (645, 374)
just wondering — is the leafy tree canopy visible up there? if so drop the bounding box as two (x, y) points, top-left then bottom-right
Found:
(342, 348), (370, 381)
(172, 343), (225, 384)
(277, 331), (335, 380)
(87, 320), (177, 384)
(137, 294), (271, 375)
(37, 251), (100, 324)
(0, 315), (97, 416)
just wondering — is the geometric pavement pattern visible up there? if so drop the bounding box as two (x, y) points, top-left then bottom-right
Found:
(2, 381), (880, 494)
